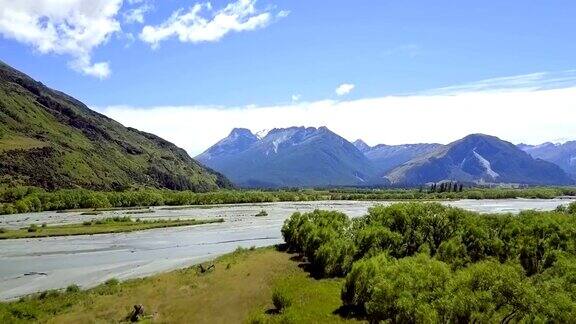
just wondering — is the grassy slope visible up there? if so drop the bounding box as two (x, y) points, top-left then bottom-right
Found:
(0, 218), (223, 240)
(0, 248), (362, 323)
(0, 61), (231, 191)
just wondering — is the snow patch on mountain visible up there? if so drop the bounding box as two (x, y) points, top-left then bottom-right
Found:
(255, 129), (271, 139)
(473, 149), (500, 179)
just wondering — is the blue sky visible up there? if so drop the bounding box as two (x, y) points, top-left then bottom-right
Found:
(1, 0), (576, 154)
(1, 0), (575, 106)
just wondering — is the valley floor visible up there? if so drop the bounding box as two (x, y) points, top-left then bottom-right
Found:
(0, 247), (361, 323)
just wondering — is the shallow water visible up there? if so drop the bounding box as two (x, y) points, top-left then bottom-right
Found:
(0, 199), (573, 300)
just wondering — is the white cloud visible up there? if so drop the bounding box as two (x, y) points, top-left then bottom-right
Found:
(423, 70), (576, 95)
(291, 94), (301, 102)
(335, 83), (355, 96)
(0, 0), (122, 79)
(139, 0), (285, 48)
(95, 73), (576, 156)
(277, 10), (290, 18)
(124, 1), (153, 24)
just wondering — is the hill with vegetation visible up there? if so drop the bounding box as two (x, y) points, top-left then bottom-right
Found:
(0, 61), (231, 191)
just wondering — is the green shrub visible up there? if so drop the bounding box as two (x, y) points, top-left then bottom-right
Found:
(27, 224), (38, 232)
(341, 253), (390, 309)
(272, 288), (292, 312)
(567, 202), (576, 215)
(105, 278), (119, 286)
(314, 238), (356, 276)
(440, 260), (535, 323)
(364, 254), (450, 323)
(66, 284), (81, 293)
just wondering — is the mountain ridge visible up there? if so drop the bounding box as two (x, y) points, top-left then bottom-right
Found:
(385, 134), (573, 185)
(197, 126), (379, 188)
(519, 141), (576, 178)
(0, 61), (231, 191)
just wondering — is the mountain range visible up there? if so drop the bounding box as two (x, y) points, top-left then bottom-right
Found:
(519, 142), (576, 178)
(0, 61), (231, 191)
(385, 134), (572, 185)
(354, 140), (442, 175)
(199, 128), (575, 188)
(2, 61), (573, 191)
(196, 127), (377, 187)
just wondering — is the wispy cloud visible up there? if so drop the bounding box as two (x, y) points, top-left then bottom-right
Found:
(124, 1), (153, 24)
(95, 71), (576, 156)
(423, 70), (576, 95)
(0, 0), (122, 79)
(335, 83), (355, 96)
(140, 0), (287, 48)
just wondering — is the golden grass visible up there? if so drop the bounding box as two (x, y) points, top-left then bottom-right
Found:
(1, 248), (365, 323)
(46, 248), (295, 323)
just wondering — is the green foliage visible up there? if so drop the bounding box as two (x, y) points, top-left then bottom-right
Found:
(272, 288), (292, 312)
(65, 285), (81, 293)
(0, 186), (574, 216)
(567, 201), (576, 214)
(441, 260), (536, 323)
(281, 202), (576, 322)
(105, 278), (119, 286)
(366, 254), (450, 323)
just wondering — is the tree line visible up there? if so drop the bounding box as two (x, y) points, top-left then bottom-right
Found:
(281, 202), (576, 322)
(0, 185), (575, 215)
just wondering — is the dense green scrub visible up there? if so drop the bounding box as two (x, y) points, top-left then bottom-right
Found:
(1, 186), (574, 215)
(282, 202), (576, 322)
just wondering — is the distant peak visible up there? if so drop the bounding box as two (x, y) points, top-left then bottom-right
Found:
(463, 133), (493, 139)
(255, 129), (271, 139)
(229, 128), (255, 137)
(353, 139), (371, 152)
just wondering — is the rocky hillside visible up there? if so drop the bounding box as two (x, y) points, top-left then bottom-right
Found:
(0, 61), (231, 191)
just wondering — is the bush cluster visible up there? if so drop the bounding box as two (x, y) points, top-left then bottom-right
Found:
(1, 185), (574, 215)
(0, 187), (329, 215)
(282, 202), (576, 322)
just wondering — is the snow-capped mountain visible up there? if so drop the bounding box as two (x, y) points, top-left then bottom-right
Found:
(196, 127), (379, 187)
(519, 141), (576, 179)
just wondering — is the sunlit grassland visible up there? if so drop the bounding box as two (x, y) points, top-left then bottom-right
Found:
(0, 247), (358, 323)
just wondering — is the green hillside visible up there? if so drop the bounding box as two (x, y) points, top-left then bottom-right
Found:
(0, 61), (231, 191)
